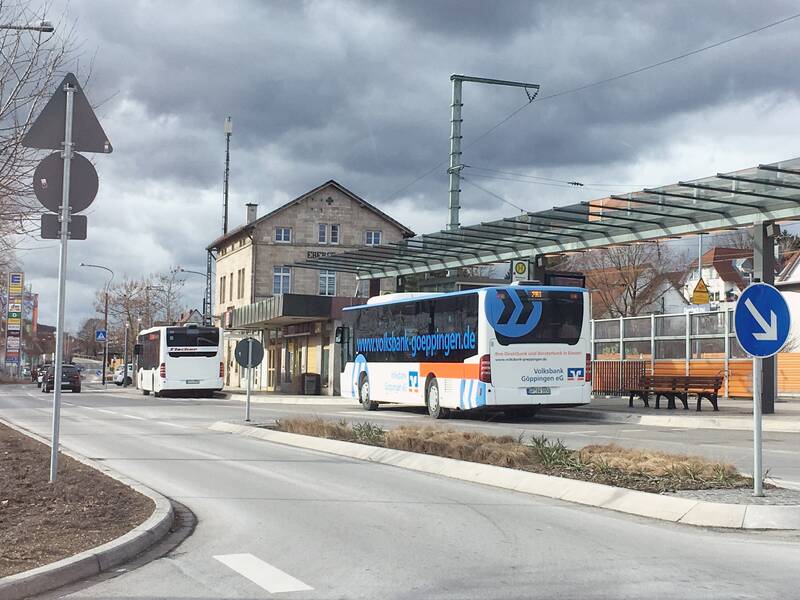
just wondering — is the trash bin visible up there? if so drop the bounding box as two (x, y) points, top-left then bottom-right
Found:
(302, 372), (321, 395)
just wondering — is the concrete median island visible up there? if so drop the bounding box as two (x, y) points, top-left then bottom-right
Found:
(0, 420), (174, 600)
(211, 418), (800, 530)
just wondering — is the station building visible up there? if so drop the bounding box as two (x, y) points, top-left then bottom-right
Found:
(207, 180), (413, 394)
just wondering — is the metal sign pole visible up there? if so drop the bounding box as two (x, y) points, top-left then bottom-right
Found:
(49, 82), (75, 483)
(245, 338), (252, 422)
(753, 356), (763, 496)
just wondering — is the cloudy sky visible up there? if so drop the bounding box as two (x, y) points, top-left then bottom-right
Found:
(19, 0), (800, 329)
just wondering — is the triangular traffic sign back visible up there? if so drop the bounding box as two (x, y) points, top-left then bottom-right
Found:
(22, 73), (112, 154)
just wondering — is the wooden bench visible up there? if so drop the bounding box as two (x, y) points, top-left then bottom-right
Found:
(628, 374), (722, 412)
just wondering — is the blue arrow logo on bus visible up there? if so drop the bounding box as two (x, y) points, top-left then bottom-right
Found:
(486, 288), (543, 338)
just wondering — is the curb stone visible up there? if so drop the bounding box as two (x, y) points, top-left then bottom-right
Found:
(543, 407), (800, 433)
(209, 421), (800, 531)
(0, 418), (175, 600)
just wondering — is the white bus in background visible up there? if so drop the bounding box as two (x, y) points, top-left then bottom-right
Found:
(337, 284), (591, 418)
(134, 324), (224, 397)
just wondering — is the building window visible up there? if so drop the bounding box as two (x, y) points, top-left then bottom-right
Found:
(365, 230), (381, 246)
(219, 276), (226, 303)
(319, 270), (336, 296)
(275, 227), (292, 243)
(237, 268), (246, 299)
(229, 273), (234, 302)
(330, 224), (340, 244)
(273, 267), (291, 294)
(318, 224), (327, 244)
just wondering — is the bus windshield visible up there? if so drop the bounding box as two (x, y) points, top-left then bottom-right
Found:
(489, 289), (584, 346)
(166, 327), (220, 347)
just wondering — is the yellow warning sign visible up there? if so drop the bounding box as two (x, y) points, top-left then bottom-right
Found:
(691, 278), (710, 304)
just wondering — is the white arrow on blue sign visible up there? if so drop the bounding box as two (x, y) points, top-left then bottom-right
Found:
(95, 329), (107, 342)
(734, 283), (791, 358)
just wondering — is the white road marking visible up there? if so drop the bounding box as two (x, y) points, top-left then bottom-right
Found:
(97, 409), (118, 415)
(120, 414), (146, 421)
(157, 421), (188, 429)
(214, 553), (313, 594)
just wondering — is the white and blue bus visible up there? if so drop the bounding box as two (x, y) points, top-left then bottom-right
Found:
(135, 324), (224, 397)
(337, 284), (591, 418)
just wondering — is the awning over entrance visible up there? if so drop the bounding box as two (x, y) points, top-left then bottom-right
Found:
(294, 157), (800, 279)
(230, 294), (365, 330)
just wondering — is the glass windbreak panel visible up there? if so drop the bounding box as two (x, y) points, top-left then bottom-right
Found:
(728, 309), (736, 333)
(623, 340), (652, 360)
(166, 327), (220, 347)
(730, 335), (749, 359)
(655, 315), (685, 337)
(692, 312), (725, 335)
(594, 320), (619, 340)
(624, 317), (651, 339)
(655, 340), (685, 359)
(691, 337), (725, 359)
(594, 341), (620, 360)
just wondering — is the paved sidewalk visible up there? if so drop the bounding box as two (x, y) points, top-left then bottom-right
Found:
(546, 395), (800, 433)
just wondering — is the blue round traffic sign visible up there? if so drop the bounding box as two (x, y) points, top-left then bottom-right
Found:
(734, 283), (791, 358)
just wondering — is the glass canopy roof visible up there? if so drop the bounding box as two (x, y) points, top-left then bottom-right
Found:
(295, 157), (800, 279)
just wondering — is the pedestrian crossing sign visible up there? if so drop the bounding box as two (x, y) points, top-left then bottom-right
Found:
(95, 329), (107, 342)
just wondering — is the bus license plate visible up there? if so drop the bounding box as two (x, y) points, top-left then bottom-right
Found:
(186, 379), (200, 384)
(526, 387), (550, 395)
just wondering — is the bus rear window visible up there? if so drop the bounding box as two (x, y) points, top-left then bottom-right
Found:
(166, 327), (219, 347)
(491, 290), (584, 346)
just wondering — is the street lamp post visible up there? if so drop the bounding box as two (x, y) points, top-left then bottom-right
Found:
(80, 262), (114, 387)
(122, 322), (129, 388)
(173, 266), (207, 319)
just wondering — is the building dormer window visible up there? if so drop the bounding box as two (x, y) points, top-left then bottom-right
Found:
(275, 227), (292, 243)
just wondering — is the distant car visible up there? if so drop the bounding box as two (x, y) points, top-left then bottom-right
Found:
(21, 366), (31, 378)
(36, 365), (51, 388)
(113, 364), (133, 386)
(42, 364), (81, 393)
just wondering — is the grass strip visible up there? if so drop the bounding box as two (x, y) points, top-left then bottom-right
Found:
(271, 417), (754, 494)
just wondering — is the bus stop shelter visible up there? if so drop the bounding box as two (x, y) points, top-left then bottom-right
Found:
(295, 157), (800, 413)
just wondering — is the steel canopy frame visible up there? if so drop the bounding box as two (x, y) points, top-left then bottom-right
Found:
(291, 156), (800, 278)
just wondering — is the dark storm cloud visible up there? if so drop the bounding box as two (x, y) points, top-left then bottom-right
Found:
(21, 0), (800, 327)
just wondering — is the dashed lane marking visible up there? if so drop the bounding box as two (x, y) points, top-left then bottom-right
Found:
(120, 414), (147, 421)
(97, 409), (118, 415)
(157, 421), (189, 429)
(214, 553), (313, 594)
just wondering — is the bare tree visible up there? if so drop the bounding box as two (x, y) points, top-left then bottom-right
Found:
(0, 1), (81, 257)
(150, 269), (186, 324)
(570, 243), (682, 318)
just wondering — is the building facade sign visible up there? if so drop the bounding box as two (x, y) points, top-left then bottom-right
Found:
(5, 272), (24, 366)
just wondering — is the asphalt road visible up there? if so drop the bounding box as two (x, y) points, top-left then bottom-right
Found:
(3, 383), (800, 599)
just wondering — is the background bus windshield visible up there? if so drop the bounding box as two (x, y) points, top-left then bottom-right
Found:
(166, 327), (219, 347)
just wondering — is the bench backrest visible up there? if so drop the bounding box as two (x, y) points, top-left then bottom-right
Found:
(639, 374), (722, 391)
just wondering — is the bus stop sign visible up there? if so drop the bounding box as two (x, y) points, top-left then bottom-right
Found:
(734, 283), (791, 358)
(235, 338), (264, 368)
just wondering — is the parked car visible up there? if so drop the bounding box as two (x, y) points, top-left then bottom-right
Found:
(21, 366), (31, 378)
(36, 364), (51, 388)
(113, 364), (133, 386)
(42, 364), (81, 393)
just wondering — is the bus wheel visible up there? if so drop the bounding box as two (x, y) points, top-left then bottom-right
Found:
(359, 376), (378, 411)
(426, 378), (449, 419)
